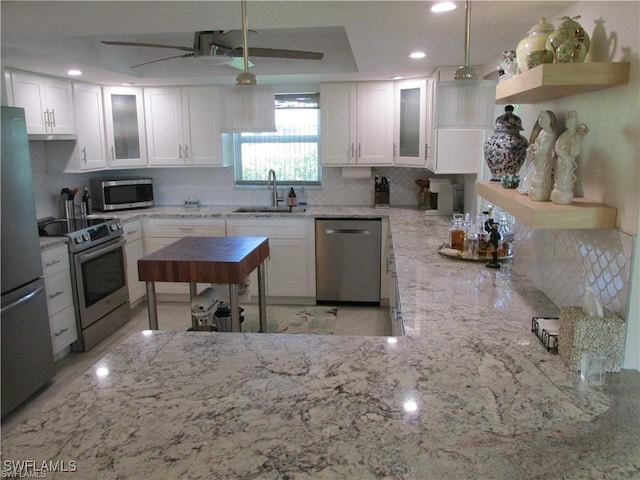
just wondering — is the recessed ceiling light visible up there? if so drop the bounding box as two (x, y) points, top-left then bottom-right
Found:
(431, 2), (457, 13)
(410, 51), (426, 59)
(67, 69), (83, 76)
(391, 76), (403, 80)
(122, 82), (135, 86)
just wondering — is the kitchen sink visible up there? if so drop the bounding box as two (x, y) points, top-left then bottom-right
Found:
(233, 206), (306, 214)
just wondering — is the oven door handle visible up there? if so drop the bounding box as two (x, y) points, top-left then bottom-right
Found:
(77, 238), (126, 263)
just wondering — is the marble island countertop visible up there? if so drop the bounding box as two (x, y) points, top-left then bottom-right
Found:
(18, 206), (640, 479)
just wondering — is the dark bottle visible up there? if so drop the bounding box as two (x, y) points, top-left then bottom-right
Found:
(287, 187), (297, 207)
(82, 187), (92, 215)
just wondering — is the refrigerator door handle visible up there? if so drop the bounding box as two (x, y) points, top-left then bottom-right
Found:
(1, 286), (45, 315)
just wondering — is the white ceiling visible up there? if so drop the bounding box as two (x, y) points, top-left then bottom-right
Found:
(1, 1), (573, 88)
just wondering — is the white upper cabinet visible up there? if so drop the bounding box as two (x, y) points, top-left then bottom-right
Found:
(144, 86), (227, 167)
(103, 86), (148, 168)
(45, 82), (107, 173)
(321, 82), (394, 166)
(72, 83), (107, 170)
(182, 87), (229, 166)
(10, 71), (75, 136)
(426, 129), (487, 174)
(393, 78), (435, 168)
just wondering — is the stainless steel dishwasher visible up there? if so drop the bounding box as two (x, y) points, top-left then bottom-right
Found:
(316, 218), (381, 305)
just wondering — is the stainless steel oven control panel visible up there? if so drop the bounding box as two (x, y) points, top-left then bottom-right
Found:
(66, 218), (123, 253)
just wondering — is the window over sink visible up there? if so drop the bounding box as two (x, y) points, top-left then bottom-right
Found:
(233, 93), (321, 187)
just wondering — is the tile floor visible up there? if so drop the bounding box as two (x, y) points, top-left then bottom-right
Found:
(1, 301), (390, 436)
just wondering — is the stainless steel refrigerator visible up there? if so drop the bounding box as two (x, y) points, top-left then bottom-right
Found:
(1, 106), (55, 418)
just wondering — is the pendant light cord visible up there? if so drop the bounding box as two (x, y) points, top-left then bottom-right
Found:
(454, 0), (477, 80)
(241, 0), (249, 73)
(463, 0), (471, 69)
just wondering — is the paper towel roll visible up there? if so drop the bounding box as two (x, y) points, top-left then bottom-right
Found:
(341, 167), (371, 179)
(191, 287), (218, 312)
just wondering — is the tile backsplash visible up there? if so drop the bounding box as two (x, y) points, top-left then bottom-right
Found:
(29, 141), (441, 218)
(514, 226), (634, 321)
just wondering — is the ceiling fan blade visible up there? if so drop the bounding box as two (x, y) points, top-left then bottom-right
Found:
(208, 30), (255, 49)
(131, 53), (195, 68)
(101, 40), (196, 53)
(235, 47), (324, 60)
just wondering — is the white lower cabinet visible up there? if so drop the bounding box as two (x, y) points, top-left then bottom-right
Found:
(143, 218), (226, 296)
(226, 218), (315, 299)
(124, 220), (146, 304)
(41, 244), (77, 356)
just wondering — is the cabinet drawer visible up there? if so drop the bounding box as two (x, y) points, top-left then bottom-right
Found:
(41, 244), (69, 277)
(49, 305), (77, 354)
(44, 268), (73, 316)
(123, 220), (142, 242)
(226, 218), (306, 239)
(146, 219), (226, 237)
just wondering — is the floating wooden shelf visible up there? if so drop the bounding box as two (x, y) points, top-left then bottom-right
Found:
(475, 181), (617, 229)
(495, 62), (630, 104)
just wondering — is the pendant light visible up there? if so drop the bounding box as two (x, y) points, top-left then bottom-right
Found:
(435, 0), (496, 129)
(221, 0), (276, 133)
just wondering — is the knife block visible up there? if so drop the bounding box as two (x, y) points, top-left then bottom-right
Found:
(374, 191), (390, 208)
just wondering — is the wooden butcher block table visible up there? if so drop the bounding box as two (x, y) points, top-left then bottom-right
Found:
(138, 236), (269, 333)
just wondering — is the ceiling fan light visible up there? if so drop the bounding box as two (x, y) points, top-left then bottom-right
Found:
(221, 84), (277, 133)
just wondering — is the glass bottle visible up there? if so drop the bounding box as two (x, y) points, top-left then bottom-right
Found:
(476, 212), (489, 258)
(81, 187), (91, 215)
(449, 214), (465, 251)
(462, 216), (478, 259)
(497, 212), (514, 257)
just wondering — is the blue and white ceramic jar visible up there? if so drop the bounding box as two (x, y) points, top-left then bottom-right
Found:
(483, 105), (528, 181)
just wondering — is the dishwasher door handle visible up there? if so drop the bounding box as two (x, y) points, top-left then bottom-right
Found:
(325, 228), (371, 235)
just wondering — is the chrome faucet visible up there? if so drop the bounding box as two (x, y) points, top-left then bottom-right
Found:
(267, 169), (283, 207)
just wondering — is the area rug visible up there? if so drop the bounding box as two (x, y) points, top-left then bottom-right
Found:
(240, 305), (338, 334)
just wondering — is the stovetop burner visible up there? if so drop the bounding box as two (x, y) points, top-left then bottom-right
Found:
(38, 216), (124, 252)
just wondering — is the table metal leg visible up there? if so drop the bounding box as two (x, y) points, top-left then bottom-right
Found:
(229, 283), (240, 333)
(189, 283), (198, 328)
(258, 261), (267, 333)
(146, 282), (158, 330)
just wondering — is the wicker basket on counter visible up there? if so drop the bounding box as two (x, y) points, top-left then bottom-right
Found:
(558, 306), (625, 372)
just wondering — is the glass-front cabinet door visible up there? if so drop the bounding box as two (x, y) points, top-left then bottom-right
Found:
(393, 79), (428, 167)
(103, 87), (147, 167)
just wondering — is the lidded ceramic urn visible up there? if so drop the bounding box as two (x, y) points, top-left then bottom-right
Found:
(483, 105), (528, 181)
(515, 17), (555, 73)
(546, 15), (591, 63)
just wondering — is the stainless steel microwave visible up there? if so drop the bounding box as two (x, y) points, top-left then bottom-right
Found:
(90, 178), (154, 211)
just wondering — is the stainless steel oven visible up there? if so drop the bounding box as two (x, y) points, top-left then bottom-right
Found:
(67, 219), (131, 351)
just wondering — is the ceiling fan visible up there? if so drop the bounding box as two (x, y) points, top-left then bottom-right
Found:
(101, 30), (324, 69)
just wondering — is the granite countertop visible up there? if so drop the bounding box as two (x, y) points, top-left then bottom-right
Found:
(20, 207), (640, 479)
